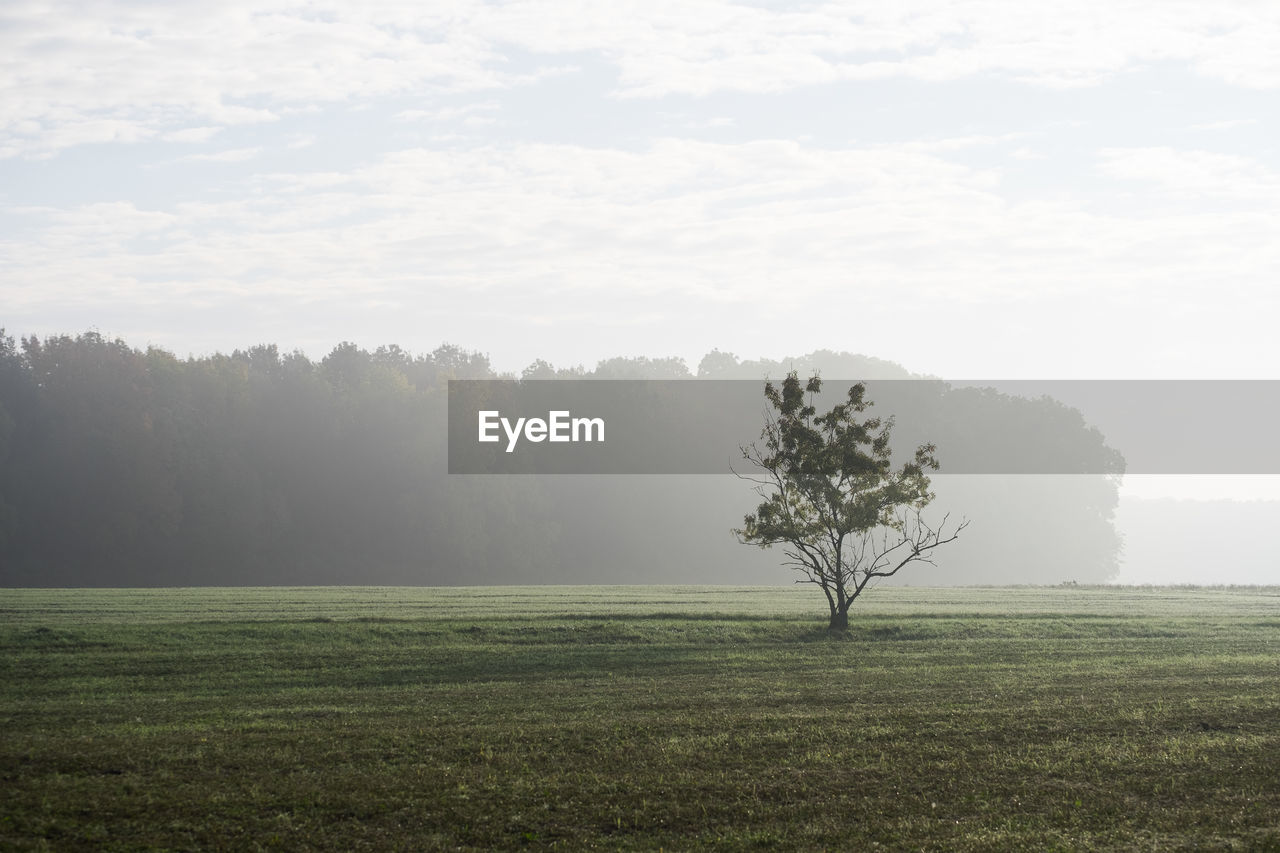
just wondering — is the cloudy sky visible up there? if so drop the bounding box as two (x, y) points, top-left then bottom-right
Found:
(4, 1), (1279, 582)
(4, 0), (1278, 381)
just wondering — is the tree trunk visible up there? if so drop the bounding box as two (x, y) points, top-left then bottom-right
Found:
(830, 583), (850, 631)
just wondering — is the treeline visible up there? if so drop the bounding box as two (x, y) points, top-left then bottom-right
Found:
(0, 330), (1122, 586)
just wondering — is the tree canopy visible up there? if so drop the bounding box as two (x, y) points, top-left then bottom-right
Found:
(737, 373), (966, 629)
(0, 330), (1120, 588)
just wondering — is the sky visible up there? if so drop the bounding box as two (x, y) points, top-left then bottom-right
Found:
(3, 1), (1278, 582)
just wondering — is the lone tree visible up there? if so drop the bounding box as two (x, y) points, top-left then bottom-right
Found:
(735, 373), (967, 630)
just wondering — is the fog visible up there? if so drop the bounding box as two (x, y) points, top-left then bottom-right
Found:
(2, 331), (1272, 588)
(4, 1), (1276, 591)
(1114, 497), (1280, 586)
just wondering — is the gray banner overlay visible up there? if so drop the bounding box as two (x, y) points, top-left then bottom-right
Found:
(448, 380), (1278, 474)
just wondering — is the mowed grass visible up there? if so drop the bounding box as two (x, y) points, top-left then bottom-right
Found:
(1, 586), (1278, 851)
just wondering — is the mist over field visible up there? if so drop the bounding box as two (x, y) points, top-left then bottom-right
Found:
(2, 330), (1273, 588)
(5, 1), (1279, 589)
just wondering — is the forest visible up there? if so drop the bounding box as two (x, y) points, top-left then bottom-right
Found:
(0, 330), (1123, 587)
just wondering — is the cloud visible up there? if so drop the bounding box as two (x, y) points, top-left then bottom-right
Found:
(176, 146), (263, 163)
(12, 118), (156, 158)
(1188, 118), (1258, 132)
(902, 133), (1033, 152)
(4, 1), (1280, 157)
(0, 1), (510, 157)
(478, 1), (1280, 95)
(162, 126), (224, 144)
(1096, 147), (1280, 202)
(6, 139), (1277, 376)
(394, 102), (500, 123)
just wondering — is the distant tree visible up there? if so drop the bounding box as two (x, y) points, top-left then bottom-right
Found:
(696, 349), (742, 378)
(591, 356), (691, 379)
(736, 372), (967, 629)
(0, 330), (1124, 588)
(521, 359), (558, 380)
(698, 349), (914, 380)
(0, 330), (24, 557)
(429, 343), (493, 380)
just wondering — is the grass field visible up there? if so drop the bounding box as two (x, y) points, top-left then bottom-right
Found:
(2, 585), (1278, 850)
